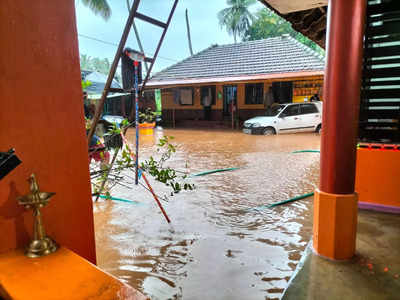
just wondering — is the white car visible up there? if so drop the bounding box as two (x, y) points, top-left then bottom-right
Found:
(243, 102), (322, 135)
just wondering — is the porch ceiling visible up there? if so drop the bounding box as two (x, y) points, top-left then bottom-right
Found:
(259, 0), (327, 49)
(262, 0), (327, 14)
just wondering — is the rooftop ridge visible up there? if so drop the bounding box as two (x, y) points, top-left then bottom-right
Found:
(217, 35), (289, 48)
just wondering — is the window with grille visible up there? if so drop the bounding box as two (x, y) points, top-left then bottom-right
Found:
(245, 83), (263, 104)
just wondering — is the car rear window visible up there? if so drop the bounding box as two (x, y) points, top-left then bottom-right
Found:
(300, 103), (319, 114)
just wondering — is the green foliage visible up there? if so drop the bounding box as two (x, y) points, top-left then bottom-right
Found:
(80, 54), (92, 70)
(218, 0), (257, 43)
(80, 54), (111, 75)
(121, 118), (130, 128)
(139, 108), (157, 124)
(80, 54), (121, 82)
(141, 136), (195, 195)
(117, 145), (136, 171)
(92, 121), (195, 196)
(292, 33), (324, 55)
(243, 8), (325, 55)
(92, 57), (111, 75)
(81, 79), (92, 91)
(104, 122), (123, 136)
(81, 0), (111, 20)
(243, 8), (292, 40)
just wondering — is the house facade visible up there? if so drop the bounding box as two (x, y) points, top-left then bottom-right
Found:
(147, 35), (324, 127)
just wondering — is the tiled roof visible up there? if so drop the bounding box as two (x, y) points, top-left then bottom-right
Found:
(81, 70), (121, 94)
(150, 35), (324, 83)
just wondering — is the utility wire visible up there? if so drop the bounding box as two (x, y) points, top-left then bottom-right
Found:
(78, 33), (179, 62)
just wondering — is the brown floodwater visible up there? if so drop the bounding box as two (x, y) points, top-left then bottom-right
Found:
(93, 128), (321, 300)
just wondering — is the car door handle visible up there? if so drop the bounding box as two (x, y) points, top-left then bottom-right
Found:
(294, 117), (300, 120)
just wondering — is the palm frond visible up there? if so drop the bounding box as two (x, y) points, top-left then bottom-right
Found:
(217, 0), (256, 42)
(82, 0), (111, 20)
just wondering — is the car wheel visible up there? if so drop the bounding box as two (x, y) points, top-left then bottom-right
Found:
(316, 124), (322, 134)
(263, 127), (275, 136)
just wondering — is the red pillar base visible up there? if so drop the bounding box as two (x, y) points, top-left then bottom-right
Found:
(313, 189), (358, 260)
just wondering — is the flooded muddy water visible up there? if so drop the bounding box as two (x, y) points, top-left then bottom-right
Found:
(93, 129), (321, 300)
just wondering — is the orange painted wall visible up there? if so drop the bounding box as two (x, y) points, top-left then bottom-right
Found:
(161, 86), (202, 110)
(160, 85), (223, 110)
(0, 1), (96, 263)
(355, 148), (400, 208)
(158, 75), (323, 110)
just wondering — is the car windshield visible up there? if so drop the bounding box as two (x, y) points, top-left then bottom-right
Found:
(265, 105), (285, 116)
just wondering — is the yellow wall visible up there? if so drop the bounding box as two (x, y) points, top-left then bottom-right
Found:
(293, 77), (324, 103)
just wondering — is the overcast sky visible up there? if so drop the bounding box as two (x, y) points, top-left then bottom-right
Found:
(75, 0), (264, 73)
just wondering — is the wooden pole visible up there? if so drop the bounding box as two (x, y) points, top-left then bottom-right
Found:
(185, 9), (193, 56)
(231, 102), (234, 129)
(236, 98), (239, 130)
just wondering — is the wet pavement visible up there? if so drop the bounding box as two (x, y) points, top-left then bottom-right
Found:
(283, 210), (400, 300)
(93, 128), (321, 300)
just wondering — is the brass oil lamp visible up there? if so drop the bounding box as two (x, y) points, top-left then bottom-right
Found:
(17, 174), (58, 257)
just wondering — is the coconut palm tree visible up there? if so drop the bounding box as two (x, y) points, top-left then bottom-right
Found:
(218, 0), (256, 43)
(81, 0), (111, 20)
(80, 54), (92, 70)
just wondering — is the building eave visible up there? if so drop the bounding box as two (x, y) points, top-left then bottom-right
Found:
(146, 70), (324, 88)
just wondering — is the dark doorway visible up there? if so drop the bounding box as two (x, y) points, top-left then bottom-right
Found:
(272, 81), (293, 103)
(223, 85), (237, 117)
(200, 86), (216, 120)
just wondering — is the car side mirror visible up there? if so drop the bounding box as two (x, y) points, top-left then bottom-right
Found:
(279, 114), (286, 118)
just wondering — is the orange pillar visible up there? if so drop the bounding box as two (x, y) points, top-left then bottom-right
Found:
(0, 0), (96, 263)
(313, 0), (366, 260)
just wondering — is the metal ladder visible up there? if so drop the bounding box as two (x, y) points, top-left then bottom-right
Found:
(87, 0), (178, 224)
(87, 0), (179, 143)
